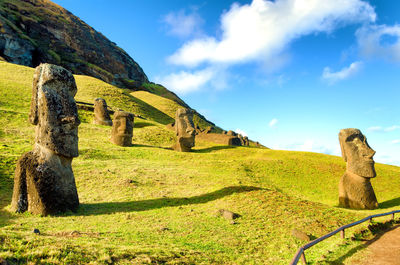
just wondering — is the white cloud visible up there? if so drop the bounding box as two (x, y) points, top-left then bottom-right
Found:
(356, 24), (400, 62)
(273, 140), (341, 155)
(391, 139), (400, 144)
(269, 118), (278, 127)
(367, 125), (400, 132)
(168, 0), (375, 67)
(385, 125), (400, 132)
(155, 68), (214, 94)
(367, 126), (383, 132)
(235, 129), (248, 137)
(322, 61), (363, 84)
(163, 9), (204, 38)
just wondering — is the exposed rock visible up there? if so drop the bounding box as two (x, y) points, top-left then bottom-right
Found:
(93, 98), (112, 126)
(173, 108), (195, 152)
(11, 64), (80, 215)
(292, 229), (310, 241)
(217, 209), (240, 220)
(227, 130), (237, 136)
(243, 136), (249, 146)
(110, 110), (134, 146)
(338, 128), (378, 209)
(0, 0), (148, 87)
(196, 133), (242, 146)
(33, 228), (40, 235)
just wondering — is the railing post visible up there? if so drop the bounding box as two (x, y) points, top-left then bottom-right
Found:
(340, 229), (345, 239)
(301, 251), (307, 264)
(369, 217), (373, 223)
(392, 213), (395, 221)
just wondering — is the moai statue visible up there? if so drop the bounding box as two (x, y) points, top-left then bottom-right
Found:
(93, 98), (112, 126)
(11, 64), (80, 215)
(110, 110), (134, 146)
(173, 108), (195, 152)
(338, 128), (378, 209)
(243, 136), (249, 146)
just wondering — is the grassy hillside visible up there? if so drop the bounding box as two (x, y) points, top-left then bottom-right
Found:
(1, 61), (400, 264)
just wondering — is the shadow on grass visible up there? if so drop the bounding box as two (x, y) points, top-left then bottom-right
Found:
(0, 155), (16, 227)
(77, 185), (262, 216)
(378, 197), (400, 209)
(134, 121), (154, 128)
(324, 224), (400, 265)
(132, 143), (172, 150)
(193, 145), (237, 153)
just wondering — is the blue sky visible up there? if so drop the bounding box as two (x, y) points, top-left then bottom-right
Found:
(52, 0), (399, 166)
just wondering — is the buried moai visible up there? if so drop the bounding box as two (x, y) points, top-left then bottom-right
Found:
(93, 98), (112, 126)
(11, 64), (80, 215)
(338, 128), (378, 209)
(173, 108), (196, 152)
(110, 110), (134, 146)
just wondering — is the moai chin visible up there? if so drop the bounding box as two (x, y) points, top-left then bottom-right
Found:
(110, 110), (134, 146)
(338, 128), (378, 209)
(173, 108), (195, 152)
(93, 98), (112, 126)
(11, 63), (80, 215)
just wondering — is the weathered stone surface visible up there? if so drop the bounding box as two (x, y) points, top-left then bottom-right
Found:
(0, 0), (148, 87)
(196, 133), (242, 146)
(11, 64), (80, 215)
(173, 108), (195, 152)
(338, 128), (378, 210)
(243, 136), (249, 146)
(93, 98), (112, 126)
(227, 130), (237, 136)
(110, 110), (134, 146)
(217, 209), (240, 220)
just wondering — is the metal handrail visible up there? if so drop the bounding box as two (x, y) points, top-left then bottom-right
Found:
(289, 210), (400, 265)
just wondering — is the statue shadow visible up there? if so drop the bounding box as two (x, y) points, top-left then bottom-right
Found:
(0, 159), (15, 228)
(324, 224), (400, 264)
(193, 146), (237, 153)
(132, 143), (172, 150)
(75, 186), (262, 216)
(134, 121), (154, 128)
(378, 197), (400, 209)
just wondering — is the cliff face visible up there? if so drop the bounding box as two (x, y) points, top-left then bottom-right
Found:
(0, 0), (148, 87)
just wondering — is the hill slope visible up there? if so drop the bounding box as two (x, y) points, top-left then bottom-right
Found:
(0, 0), (219, 132)
(1, 61), (400, 264)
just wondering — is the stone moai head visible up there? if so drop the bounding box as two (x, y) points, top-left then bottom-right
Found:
(29, 63), (80, 158)
(174, 108), (195, 151)
(339, 128), (376, 178)
(94, 98), (112, 126)
(111, 110), (134, 146)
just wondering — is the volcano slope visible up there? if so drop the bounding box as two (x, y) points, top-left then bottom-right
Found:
(0, 61), (400, 264)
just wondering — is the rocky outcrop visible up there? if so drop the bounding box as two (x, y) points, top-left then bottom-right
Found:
(0, 0), (148, 88)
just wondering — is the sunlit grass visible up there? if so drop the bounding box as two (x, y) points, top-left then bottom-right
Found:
(0, 61), (399, 264)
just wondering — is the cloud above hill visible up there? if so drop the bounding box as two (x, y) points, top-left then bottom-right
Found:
(356, 24), (400, 62)
(322, 61), (363, 84)
(168, 0), (375, 67)
(161, 0), (376, 93)
(163, 9), (204, 38)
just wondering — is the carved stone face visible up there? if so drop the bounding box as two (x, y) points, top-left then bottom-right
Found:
(339, 128), (376, 178)
(111, 111), (134, 146)
(30, 64), (80, 158)
(175, 108), (195, 149)
(94, 98), (112, 126)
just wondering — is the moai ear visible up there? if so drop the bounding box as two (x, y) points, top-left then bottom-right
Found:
(338, 130), (347, 162)
(29, 64), (43, 125)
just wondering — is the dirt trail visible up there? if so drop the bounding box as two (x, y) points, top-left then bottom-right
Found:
(351, 225), (400, 265)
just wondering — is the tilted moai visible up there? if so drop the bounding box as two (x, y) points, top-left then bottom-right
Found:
(93, 98), (112, 126)
(173, 108), (195, 152)
(11, 64), (80, 215)
(110, 110), (134, 146)
(338, 128), (378, 209)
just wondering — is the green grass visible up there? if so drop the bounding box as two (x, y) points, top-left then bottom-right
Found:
(1, 61), (400, 264)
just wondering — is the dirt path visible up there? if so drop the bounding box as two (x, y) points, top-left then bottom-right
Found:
(350, 225), (400, 265)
